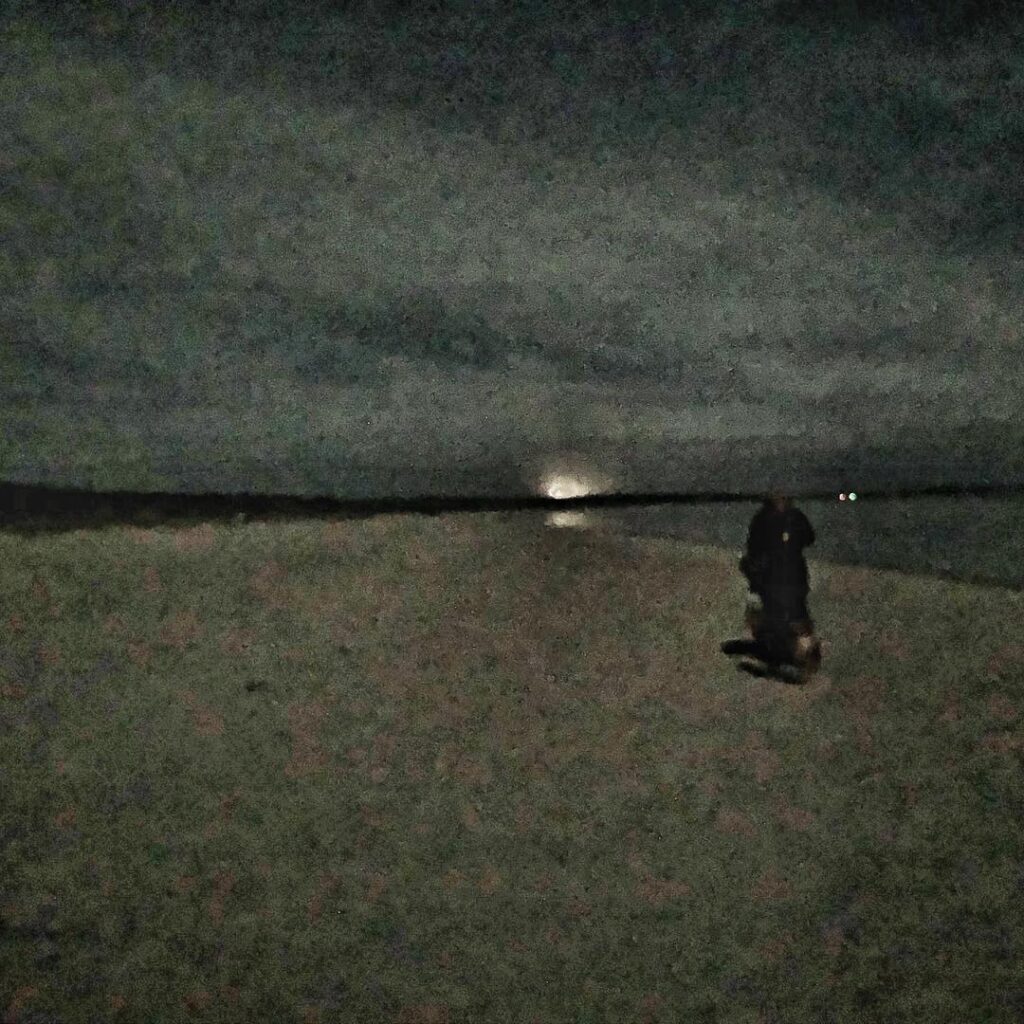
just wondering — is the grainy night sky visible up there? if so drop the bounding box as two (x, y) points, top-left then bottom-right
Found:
(2, 1), (1021, 530)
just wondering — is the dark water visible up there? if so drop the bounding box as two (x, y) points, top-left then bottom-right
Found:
(591, 495), (1024, 593)
(2, 475), (1021, 593)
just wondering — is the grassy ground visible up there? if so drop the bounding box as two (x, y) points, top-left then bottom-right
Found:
(2, 512), (1023, 1023)
(2, 7), (1022, 499)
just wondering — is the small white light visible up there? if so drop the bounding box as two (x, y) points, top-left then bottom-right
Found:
(849, 492), (857, 501)
(839, 493), (846, 501)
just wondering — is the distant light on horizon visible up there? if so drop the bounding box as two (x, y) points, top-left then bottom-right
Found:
(545, 472), (595, 501)
(541, 467), (610, 529)
(839, 492), (858, 502)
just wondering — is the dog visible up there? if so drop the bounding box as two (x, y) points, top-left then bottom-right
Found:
(743, 591), (822, 681)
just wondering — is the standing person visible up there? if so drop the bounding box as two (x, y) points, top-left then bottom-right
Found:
(740, 494), (815, 609)
(737, 494), (820, 675)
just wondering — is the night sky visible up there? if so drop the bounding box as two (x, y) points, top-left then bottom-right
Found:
(2, 0), (1021, 506)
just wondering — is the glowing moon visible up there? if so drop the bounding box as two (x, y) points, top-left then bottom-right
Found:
(537, 461), (614, 529)
(544, 473), (595, 500)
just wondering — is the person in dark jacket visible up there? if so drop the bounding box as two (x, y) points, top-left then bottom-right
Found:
(740, 494), (815, 608)
(735, 494), (820, 676)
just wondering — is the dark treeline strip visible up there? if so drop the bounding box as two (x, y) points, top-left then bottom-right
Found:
(3, 479), (1024, 536)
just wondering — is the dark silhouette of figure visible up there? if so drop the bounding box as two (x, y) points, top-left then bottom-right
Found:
(741, 494), (815, 613)
(724, 494), (821, 681)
